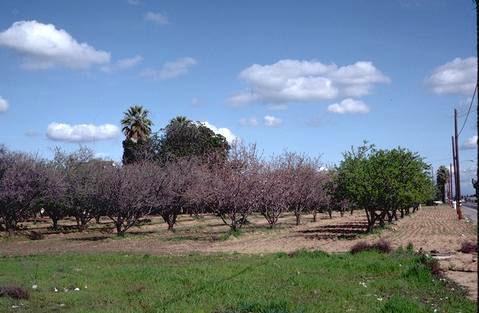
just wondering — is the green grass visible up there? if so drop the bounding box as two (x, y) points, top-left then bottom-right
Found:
(0, 250), (475, 313)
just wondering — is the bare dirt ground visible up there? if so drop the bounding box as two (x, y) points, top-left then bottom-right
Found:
(0, 205), (477, 300)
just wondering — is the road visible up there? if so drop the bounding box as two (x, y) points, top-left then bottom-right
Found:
(461, 202), (477, 224)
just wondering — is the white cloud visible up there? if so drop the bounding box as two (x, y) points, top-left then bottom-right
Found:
(94, 152), (110, 159)
(462, 135), (477, 150)
(263, 115), (282, 127)
(144, 12), (169, 25)
(46, 123), (120, 142)
(191, 97), (200, 106)
(0, 96), (8, 112)
(141, 57), (197, 80)
(228, 59), (389, 105)
(239, 117), (259, 127)
(267, 104), (288, 111)
(201, 121), (237, 143)
(327, 98), (370, 114)
(101, 55), (143, 72)
(0, 20), (110, 70)
(426, 57), (476, 95)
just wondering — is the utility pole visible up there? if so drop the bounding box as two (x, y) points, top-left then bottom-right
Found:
(476, 0), (478, 204)
(454, 110), (463, 219)
(452, 136), (457, 206)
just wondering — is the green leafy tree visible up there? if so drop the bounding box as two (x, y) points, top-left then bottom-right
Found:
(158, 116), (230, 162)
(334, 143), (435, 232)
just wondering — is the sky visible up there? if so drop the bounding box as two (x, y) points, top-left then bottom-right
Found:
(0, 0), (477, 193)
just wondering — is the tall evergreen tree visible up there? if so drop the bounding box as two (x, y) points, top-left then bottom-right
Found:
(121, 105), (153, 164)
(436, 165), (449, 203)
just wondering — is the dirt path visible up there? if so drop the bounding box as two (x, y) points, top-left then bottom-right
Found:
(1, 205), (477, 300)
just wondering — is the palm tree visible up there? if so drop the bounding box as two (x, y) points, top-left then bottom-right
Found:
(121, 105), (153, 142)
(436, 165), (449, 203)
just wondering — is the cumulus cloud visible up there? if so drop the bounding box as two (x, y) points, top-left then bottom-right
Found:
(426, 57), (476, 95)
(144, 12), (169, 25)
(141, 57), (197, 80)
(101, 55), (143, 72)
(0, 20), (110, 70)
(239, 117), (259, 127)
(0, 96), (8, 112)
(46, 122), (120, 142)
(263, 115), (282, 127)
(228, 59), (389, 105)
(462, 135), (477, 150)
(327, 98), (370, 114)
(201, 121), (237, 143)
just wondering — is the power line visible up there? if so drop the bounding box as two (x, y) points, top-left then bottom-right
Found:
(458, 84), (477, 136)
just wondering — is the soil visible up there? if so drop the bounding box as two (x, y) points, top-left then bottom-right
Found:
(0, 205), (477, 300)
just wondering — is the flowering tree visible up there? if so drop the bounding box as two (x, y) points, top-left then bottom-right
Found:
(255, 160), (288, 227)
(151, 159), (197, 230)
(36, 163), (68, 230)
(97, 162), (155, 236)
(0, 150), (45, 234)
(52, 148), (106, 230)
(280, 153), (323, 225)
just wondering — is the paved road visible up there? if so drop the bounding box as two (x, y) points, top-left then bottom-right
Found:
(461, 202), (477, 224)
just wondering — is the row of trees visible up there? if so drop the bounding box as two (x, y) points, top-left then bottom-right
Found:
(0, 106), (435, 236)
(0, 141), (435, 236)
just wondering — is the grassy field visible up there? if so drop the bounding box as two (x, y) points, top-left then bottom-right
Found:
(0, 250), (476, 313)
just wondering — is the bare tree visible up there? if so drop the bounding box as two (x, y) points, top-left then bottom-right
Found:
(280, 153), (322, 226)
(0, 150), (45, 234)
(36, 163), (68, 230)
(256, 160), (288, 227)
(97, 162), (155, 236)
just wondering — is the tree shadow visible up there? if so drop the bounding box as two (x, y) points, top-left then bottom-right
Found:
(296, 222), (369, 240)
(67, 236), (110, 242)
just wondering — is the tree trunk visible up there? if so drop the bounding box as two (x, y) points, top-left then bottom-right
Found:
(295, 213), (301, 226)
(52, 217), (58, 230)
(115, 223), (124, 236)
(5, 218), (16, 236)
(366, 210), (375, 233)
(387, 211), (393, 223)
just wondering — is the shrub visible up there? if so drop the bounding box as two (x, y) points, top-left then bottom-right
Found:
(371, 239), (392, 253)
(26, 230), (44, 240)
(350, 241), (371, 254)
(427, 258), (442, 276)
(350, 240), (392, 254)
(459, 240), (478, 254)
(0, 285), (29, 300)
(406, 242), (414, 253)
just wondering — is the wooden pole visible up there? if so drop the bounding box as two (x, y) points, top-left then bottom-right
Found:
(476, 1), (478, 204)
(453, 111), (463, 219)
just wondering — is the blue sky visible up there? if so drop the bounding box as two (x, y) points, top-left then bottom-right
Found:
(0, 0), (477, 193)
